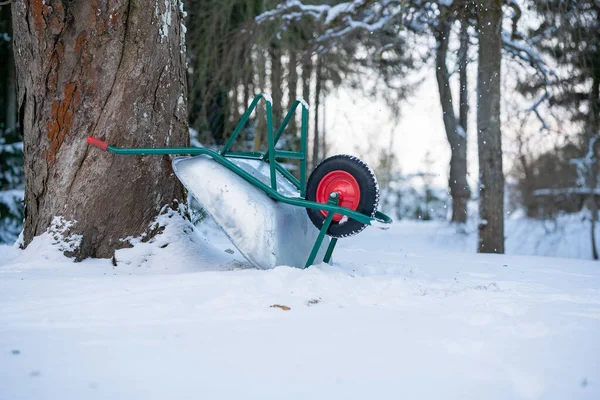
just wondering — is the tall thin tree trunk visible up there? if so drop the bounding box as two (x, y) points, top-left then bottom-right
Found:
(322, 94), (327, 159)
(12, 0), (188, 259)
(476, 0), (505, 253)
(243, 46), (252, 115)
(270, 42), (283, 125)
(301, 51), (312, 159)
(457, 18), (470, 221)
(313, 56), (322, 169)
(586, 76), (599, 260)
(287, 50), (298, 135)
(458, 19), (469, 136)
(435, 19), (469, 223)
(254, 48), (267, 151)
(231, 82), (240, 128)
(591, 200), (599, 260)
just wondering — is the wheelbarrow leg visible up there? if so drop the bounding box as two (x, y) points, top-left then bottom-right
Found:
(323, 238), (338, 264)
(305, 193), (338, 268)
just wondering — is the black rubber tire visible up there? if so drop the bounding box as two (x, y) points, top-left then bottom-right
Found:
(306, 154), (379, 238)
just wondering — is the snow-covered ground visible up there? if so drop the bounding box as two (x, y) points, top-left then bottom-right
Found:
(1, 216), (599, 399)
(416, 211), (599, 261)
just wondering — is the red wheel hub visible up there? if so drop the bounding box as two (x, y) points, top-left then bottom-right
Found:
(315, 170), (361, 222)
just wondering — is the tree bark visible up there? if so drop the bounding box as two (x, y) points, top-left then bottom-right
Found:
(253, 48), (267, 151)
(434, 19), (469, 223)
(322, 94), (327, 159)
(456, 18), (470, 221)
(586, 76), (599, 260)
(476, 0), (505, 253)
(301, 51), (312, 115)
(301, 51), (312, 162)
(287, 50), (298, 135)
(12, 0), (188, 259)
(269, 41), (283, 125)
(312, 56), (322, 169)
(231, 81), (240, 130)
(458, 20), (469, 136)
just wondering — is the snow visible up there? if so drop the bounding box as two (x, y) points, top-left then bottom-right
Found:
(297, 97), (309, 110)
(1, 215), (599, 399)
(44, 216), (83, 254)
(261, 92), (273, 104)
(404, 213), (600, 261)
(157, 0), (172, 41)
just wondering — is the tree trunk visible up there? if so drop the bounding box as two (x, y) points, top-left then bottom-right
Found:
(458, 20), (469, 137)
(476, 0), (505, 253)
(312, 56), (322, 169)
(322, 94), (327, 159)
(434, 19), (469, 223)
(301, 51), (312, 164)
(253, 48), (267, 151)
(287, 50), (298, 135)
(586, 184), (598, 260)
(586, 76), (599, 260)
(231, 81), (240, 129)
(12, 0), (188, 259)
(457, 18), (470, 221)
(269, 42), (283, 125)
(301, 51), (312, 120)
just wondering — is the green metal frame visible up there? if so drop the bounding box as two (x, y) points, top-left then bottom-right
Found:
(94, 94), (392, 267)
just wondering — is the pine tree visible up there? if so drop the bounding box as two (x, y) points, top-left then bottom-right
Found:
(522, 0), (599, 141)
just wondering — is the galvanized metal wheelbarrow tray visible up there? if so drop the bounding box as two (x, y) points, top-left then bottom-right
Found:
(88, 94), (392, 269)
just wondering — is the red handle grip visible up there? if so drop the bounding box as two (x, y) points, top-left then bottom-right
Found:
(87, 136), (109, 151)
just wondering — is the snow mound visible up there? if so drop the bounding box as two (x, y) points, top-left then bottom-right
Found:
(0, 207), (250, 274)
(113, 205), (248, 274)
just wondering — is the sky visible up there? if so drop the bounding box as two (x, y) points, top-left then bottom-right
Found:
(325, 70), (480, 189)
(323, 52), (565, 192)
(320, 6), (569, 192)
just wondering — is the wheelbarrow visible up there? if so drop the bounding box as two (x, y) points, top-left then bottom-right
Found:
(88, 94), (392, 269)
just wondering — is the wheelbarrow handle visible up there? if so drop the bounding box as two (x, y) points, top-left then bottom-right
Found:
(371, 211), (393, 229)
(88, 136), (109, 151)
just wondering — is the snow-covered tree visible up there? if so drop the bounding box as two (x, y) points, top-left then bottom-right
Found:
(518, 0), (600, 259)
(258, 0), (547, 253)
(475, 0), (504, 253)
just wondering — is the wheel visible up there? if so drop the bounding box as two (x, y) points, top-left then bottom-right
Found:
(305, 155), (379, 238)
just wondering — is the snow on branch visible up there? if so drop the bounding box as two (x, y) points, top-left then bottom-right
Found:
(526, 92), (551, 132)
(570, 134), (600, 188)
(501, 16), (556, 132)
(259, 0), (555, 133)
(502, 33), (553, 82)
(257, 0), (405, 43)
